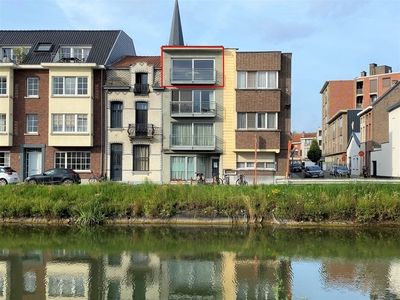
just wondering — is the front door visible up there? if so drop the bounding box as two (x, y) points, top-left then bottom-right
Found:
(26, 149), (42, 178)
(110, 144), (122, 181)
(211, 158), (219, 177)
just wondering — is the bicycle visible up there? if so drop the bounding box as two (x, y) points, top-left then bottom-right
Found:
(89, 172), (107, 183)
(223, 174), (230, 185)
(236, 173), (248, 186)
(195, 172), (204, 184)
(212, 173), (223, 185)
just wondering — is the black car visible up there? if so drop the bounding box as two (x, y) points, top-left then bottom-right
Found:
(290, 162), (302, 173)
(304, 165), (324, 178)
(25, 168), (81, 185)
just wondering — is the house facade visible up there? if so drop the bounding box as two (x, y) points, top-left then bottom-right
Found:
(0, 30), (135, 181)
(359, 82), (400, 177)
(222, 51), (292, 184)
(104, 56), (163, 183)
(320, 64), (400, 172)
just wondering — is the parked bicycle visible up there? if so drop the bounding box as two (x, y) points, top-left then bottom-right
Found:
(362, 166), (368, 178)
(195, 172), (204, 184)
(212, 173), (223, 185)
(236, 173), (248, 186)
(89, 172), (107, 183)
(223, 173), (230, 185)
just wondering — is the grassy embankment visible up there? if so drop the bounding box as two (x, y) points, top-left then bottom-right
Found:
(1, 182), (400, 225)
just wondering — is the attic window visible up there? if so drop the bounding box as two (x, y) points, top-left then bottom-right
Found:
(35, 43), (53, 52)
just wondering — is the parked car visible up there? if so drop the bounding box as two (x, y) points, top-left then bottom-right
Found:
(304, 165), (324, 178)
(332, 165), (351, 177)
(0, 167), (20, 186)
(290, 162), (302, 173)
(25, 168), (81, 185)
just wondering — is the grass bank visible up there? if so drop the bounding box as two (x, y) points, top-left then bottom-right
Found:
(1, 182), (400, 225)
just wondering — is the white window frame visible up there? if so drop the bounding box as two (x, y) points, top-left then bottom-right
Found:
(237, 71), (278, 89)
(54, 151), (91, 171)
(0, 151), (10, 166)
(0, 77), (6, 95)
(52, 114), (88, 133)
(0, 114), (6, 132)
(26, 114), (38, 133)
(60, 47), (91, 62)
(27, 77), (39, 97)
(237, 161), (276, 171)
(52, 77), (88, 95)
(237, 112), (278, 129)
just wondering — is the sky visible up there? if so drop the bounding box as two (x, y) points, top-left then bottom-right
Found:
(1, 0), (399, 133)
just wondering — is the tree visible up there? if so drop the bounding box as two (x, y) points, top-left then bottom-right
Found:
(307, 139), (322, 164)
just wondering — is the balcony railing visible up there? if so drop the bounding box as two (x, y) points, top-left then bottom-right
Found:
(127, 124), (155, 139)
(356, 103), (363, 109)
(171, 100), (216, 117)
(356, 88), (363, 94)
(57, 56), (87, 63)
(133, 83), (150, 95)
(170, 68), (216, 84)
(170, 134), (216, 150)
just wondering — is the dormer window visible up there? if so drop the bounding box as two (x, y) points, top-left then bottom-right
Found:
(60, 47), (91, 62)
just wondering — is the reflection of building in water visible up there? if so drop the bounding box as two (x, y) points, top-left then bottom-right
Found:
(0, 260), (10, 300)
(322, 260), (393, 299)
(389, 262), (400, 298)
(103, 252), (161, 299)
(46, 262), (90, 299)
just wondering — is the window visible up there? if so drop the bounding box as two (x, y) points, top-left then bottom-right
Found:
(339, 117), (342, 128)
(0, 77), (6, 95)
(110, 102), (123, 128)
(382, 77), (390, 87)
(60, 47), (90, 62)
(237, 71), (278, 89)
(54, 151), (90, 170)
(27, 114), (38, 133)
(0, 151), (10, 166)
(237, 161), (276, 170)
(133, 145), (149, 171)
(27, 77), (39, 97)
(52, 114), (87, 133)
(171, 59), (215, 81)
(171, 156), (206, 181)
(52, 77), (88, 95)
(171, 90), (215, 113)
(0, 114), (5, 132)
(171, 123), (214, 147)
(35, 43), (53, 52)
(370, 79), (377, 93)
(237, 112), (277, 129)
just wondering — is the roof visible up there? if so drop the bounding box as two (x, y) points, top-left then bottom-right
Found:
(347, 132), (360, 148)
(291, 132), (316, 143)
(0, 30), (135, 65)
(111, 56), (161, 68)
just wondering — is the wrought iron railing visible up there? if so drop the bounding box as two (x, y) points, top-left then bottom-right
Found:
(127, 124), (155, 139)
(133, 83), (150, 95)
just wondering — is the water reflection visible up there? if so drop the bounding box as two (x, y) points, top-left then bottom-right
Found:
(0, 225), (399, 299)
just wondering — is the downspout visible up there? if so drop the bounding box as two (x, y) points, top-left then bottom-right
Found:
(100, 68), (104, 176)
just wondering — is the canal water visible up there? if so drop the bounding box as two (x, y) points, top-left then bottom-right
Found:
(1, 225), (399, 300)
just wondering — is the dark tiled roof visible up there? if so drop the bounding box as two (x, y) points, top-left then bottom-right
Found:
(0, 30), (135, 65)
(111, 56), (161, 67)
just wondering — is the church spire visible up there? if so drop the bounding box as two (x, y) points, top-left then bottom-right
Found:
(169, 0), (184, 46)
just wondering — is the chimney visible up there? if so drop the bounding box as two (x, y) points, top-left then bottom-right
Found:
(369, 63), (377, 76)
(360, 71), (366, 77)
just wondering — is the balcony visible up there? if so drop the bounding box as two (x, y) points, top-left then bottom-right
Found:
(356, 88), (363, 94)
(57, 56), (87, 63)
(133, 83), (150, 95)
(170, 134), (216, 150)
(170, 68), (216, 84)
(127, 124), (155, 140)
(171, 100), (216, 117)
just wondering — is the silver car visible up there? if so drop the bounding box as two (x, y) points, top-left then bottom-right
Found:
(0, 167), (20, 185)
